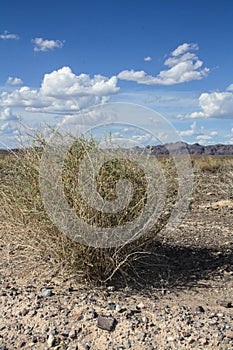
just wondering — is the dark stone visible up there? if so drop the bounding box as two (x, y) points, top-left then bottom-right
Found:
(196, 306), (205, 313)
(97, 315), (117, 331)
(219, 300), (232, 308)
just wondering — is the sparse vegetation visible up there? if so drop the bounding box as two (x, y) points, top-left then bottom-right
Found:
(1, 131), (233, 284)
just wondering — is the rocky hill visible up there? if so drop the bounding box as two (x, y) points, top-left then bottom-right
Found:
(1, 143), (233, 157)
(147, 142), (233, 156)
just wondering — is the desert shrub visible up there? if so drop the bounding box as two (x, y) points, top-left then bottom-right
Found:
(0, 130), (181, 283)
(193, 155), (227, 173)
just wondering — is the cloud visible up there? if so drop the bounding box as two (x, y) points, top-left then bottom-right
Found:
(0, 31), (19, 40)
(32, 37), (64, 52)
(0, 121), (19, 136)
(131, 133), (152, 143)
(179, 121), (199, 136)
(0, 108), (19, 122)
(184, 90), (233, 119)
(171, 43), (198, 57)
(0, 66), (119, 114)
(210, 131), (218, 136)
(144, 56), (152, 62)
(196, 134), (212, 141)
(118, 43), (209, 85)
(179, 122), (218, 143)
(6, 76), (23, 85)
(41, 66), (119, 98)
(227, 83), (233, 91)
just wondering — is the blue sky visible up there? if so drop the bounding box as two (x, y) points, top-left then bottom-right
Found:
(1, 0), (233, 148)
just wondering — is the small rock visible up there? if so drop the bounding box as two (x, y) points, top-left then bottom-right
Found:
(19, 341), (26, 348)
(108, 301), (116, 310)
(199, 337), (208, 345)
(116, 304), (126, 313)
(137, 302), (145, 309)
(32, 336), (38, 343)
(217, 333), (224, 342)
(91, 310), (98, 318)
(97, 315), (117, 331)
(125, 339), (132, 348)
(182, 331), (191, 338)
(142, 316), (149, 323)
(138, 332), (146, 341)
(196, 306), (205, 313)
(219, 300), (232, 308)
(42, 289), (53, 297)
(19, 308), (29, 316)
(167, 336), (175, 341)
(69, 329), (77, 339)
(50, 328), (58, 336)
(47, 333), (56, 347)
(77, 343), (90, 350)
(225, 330), (233, 339)
(195, 322), (203, 328)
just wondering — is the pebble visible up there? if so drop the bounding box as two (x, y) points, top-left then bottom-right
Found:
(167, 336), (175, 341)
(225, 329), (233, 339)
(142, 316), (149, 323)
(219, 300), (232, 308)
(199, 337), (209, 345)
(137, 302), (145, 309)
(125, 339), (132, 348)
(196, 306), (205, 313)
(97, 315), (117, 331)
(69, 329), (77, 339)
(195, 321), (204, 328)
(47, 333), (56, 347)
(42, 289), (53, 297)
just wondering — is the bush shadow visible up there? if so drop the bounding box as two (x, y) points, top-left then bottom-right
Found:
(110, 241), (233, 293)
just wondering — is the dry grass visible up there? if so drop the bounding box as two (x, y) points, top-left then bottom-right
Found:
(1, 133), (233, 284)
(192, 154), (233, 173)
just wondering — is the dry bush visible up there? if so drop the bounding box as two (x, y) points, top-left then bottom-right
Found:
(192, 155), (232, 173)
(0, 131), (182, 283)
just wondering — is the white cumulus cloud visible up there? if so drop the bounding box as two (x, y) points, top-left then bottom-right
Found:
(0, 108), (19, 122)
(0, 122), (19, 136)
(179, 121), (199, 136)
(179, 121), (218, 143)
(118, 43), (209, 85)
(144, 56), (152, 62)
(41, 66), (119, 98)
(0, 31), (19, 40)
(6, 76), (23, 85)
(0, 66), (120, 114)
(171, 43), (198, 57)
(184, 90), (233, 119)
(32, 37), (64, 52)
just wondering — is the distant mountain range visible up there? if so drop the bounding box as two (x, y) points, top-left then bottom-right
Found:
(139, 142), (233, 155)
(1, 142), (233, 156)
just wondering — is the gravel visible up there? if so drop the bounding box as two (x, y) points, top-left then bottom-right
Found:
(0, 274), (233, 349)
